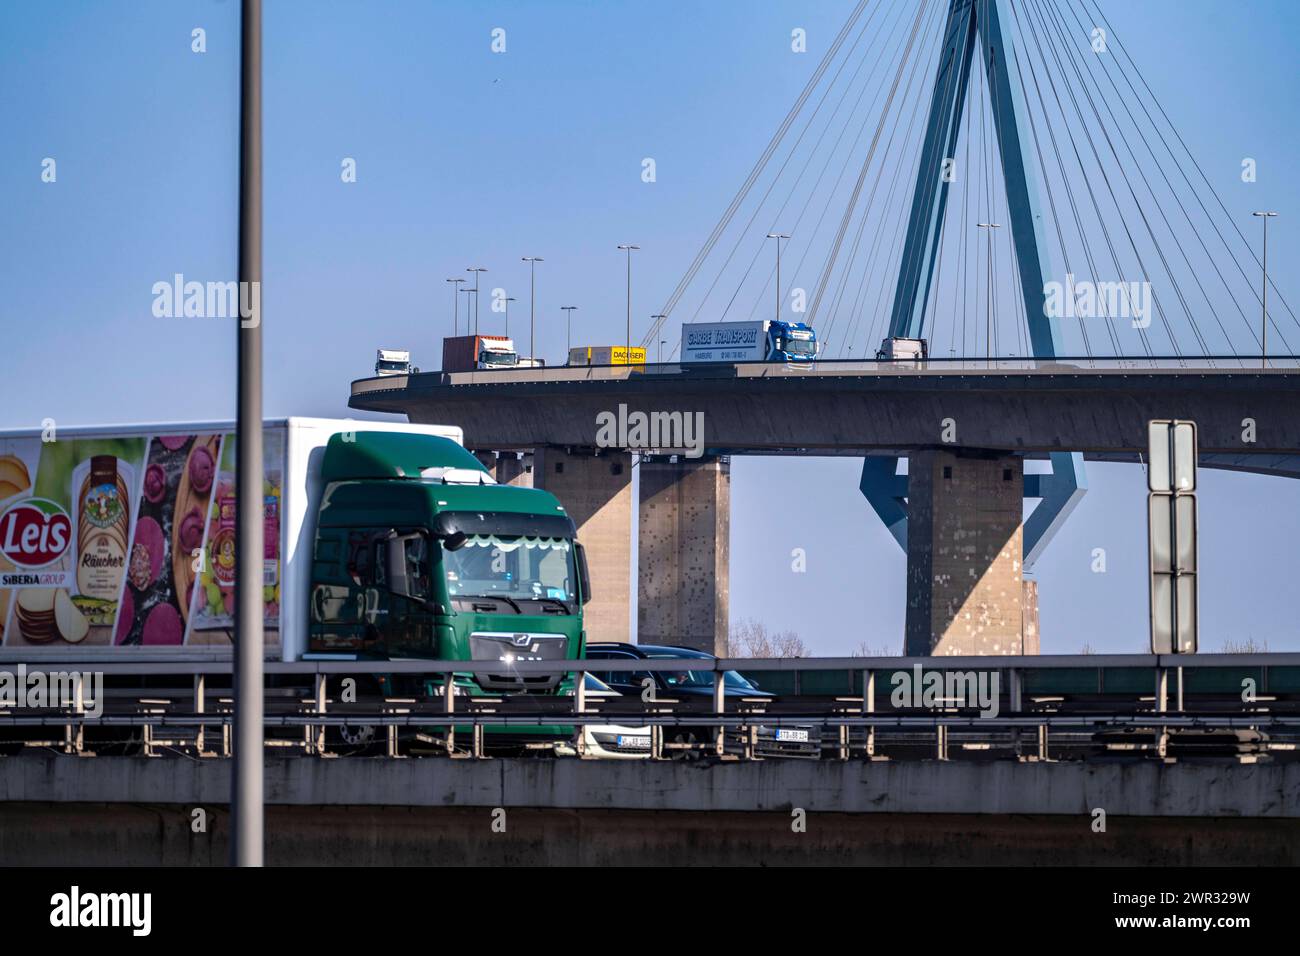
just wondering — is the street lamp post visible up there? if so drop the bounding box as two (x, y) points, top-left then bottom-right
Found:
(504, 296), (517, 338)
(561, 305), (577, 354)
(617, 244), (639, 358)
(976, 223), (1001, 361)
(234, 0), (264, 869)
(459, 287), (475, 342)
(466, 267), (487, 334)
(521, 257), (543, 363)
(1253, 211), (1278, 368)
(651, 315), (667, 363)
(765, 233), (789, 323)
(446, 277), (465, 336)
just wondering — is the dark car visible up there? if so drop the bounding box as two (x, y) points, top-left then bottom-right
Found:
(584, 643), (820, 758)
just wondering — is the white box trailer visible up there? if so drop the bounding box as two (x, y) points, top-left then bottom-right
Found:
(0, 417), (462, 661)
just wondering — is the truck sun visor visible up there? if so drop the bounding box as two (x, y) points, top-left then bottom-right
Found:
(432, 510), (576, 541)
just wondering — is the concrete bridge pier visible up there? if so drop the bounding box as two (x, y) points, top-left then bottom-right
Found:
(905, 450), (1035, 655)
(532, 448), (633, 643)
(637, 456), (731, 654)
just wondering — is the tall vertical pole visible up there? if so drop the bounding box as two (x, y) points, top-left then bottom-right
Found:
(467, 267), (486, 335)
(234, 0), (264, 868)
(562, 306), (577, 354)
(617, 245), (639, 359)
(1253, 212), (1277, 369)
(766, 233), (789, 324)
(446, 277), (464, 337)
(522, 257), (543, 362)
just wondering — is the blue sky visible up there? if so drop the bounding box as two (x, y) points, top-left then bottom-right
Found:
(1, 0), (1297, 653)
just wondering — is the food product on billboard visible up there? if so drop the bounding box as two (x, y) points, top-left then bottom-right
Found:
(75, 455), (130, 603)
(54, 589), (89, 643)
(115, 587), (134, 643)
(0, 454), (31, 501)
(188, 446), (214, 494)
(178, 506), (204, 552)
(16, 588), (57, 643)
(71, 595), (115, 627)
(143, 463), (166, 504)
(172, 437), (220, 626)
(142, 602), (182, 645)
(159, 435), (189, 452)
(128, 516), (165, 591)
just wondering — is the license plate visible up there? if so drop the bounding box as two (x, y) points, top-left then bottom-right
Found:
(616, 735), (650, 749)
(775, 729), (809, 742)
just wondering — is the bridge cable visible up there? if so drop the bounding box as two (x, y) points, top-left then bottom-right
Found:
(819, 0), (939, 354)
(1037, 0), (1212, 361)
(639, 0), (872, 350)
(1020, 0), (1159, 357)
(1075, 0), (1298, 355)
(806, 0), (931, 331)
(687, 0), (884, 332)
(733, 0), (910, 327)
(1079, 0), (1300, 346)
(1051, 0), (1253, 359)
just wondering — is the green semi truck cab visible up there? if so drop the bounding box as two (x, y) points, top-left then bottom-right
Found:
(307, 432), (588, 700)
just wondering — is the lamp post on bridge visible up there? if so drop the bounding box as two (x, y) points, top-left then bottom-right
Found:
(977, 223), (1001, 362)
(651, 314), (667, 363)
(521, 256), (543, 363)
(466, 266), (487, 335)
(503, 296), (517, 338)
(1253, 211), (1278, 369)
(445, 277), (465, 336)
(617, 244), (639, 360)
(459, 287), (475, 339)
(765, 233), (789, 323)
(561, 305), (577, 354)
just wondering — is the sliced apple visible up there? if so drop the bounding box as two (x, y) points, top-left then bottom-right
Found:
(54, 590), (90, 644)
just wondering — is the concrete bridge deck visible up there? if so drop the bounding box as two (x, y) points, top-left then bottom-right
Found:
(350, 360), (1300, 456)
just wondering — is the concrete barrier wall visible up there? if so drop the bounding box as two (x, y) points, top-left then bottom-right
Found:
(3, 754), (1296, 817)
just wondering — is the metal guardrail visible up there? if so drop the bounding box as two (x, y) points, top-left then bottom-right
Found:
(2, 654), (1296, 762)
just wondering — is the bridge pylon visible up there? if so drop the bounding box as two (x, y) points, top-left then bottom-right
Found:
(862, 0), (1085, 653)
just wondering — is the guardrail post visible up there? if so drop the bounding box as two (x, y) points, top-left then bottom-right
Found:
(444, 672), (456, 756)
(864, 670), (875, 758)
(937, 722), (948, 761)
(194, 675), (206, 755)
(1009, 667), (1022, 758)
(313, 674), (326, 756)
(65, 673), (84, 755)
(1156, 666), (1169, 758)
(574, 670), (587, 758)
(714, 671), (726, 757)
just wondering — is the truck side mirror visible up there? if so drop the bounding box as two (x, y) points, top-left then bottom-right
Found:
(442, 531), (469, 552)
(575, 542), (592, 605)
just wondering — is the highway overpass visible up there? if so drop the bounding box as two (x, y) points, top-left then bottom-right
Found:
(349, 359), (1300, 653)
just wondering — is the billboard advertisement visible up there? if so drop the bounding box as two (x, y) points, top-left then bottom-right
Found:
(0, 429), (282, 652)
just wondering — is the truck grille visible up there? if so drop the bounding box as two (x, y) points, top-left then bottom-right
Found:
(469, 633), (571, 692)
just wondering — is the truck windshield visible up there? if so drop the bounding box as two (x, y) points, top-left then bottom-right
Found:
(480, 351), (518, 367)
(443, 535), (577, 604)
(783, 337), (816, 357)
(376, 360), (409, 372)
